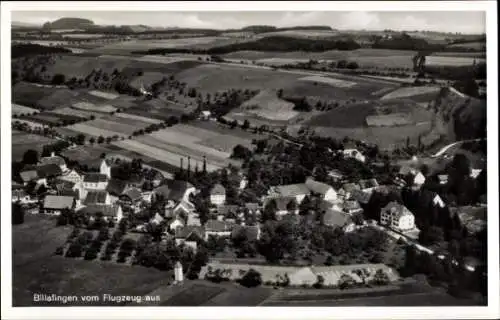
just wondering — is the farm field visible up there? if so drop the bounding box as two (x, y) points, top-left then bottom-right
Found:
(259, 29), (340, 39)
(12, 103), (39, 116)
(12, 82), (76, 110)
(88, 90), (119, 100)
(12, 131), (57, 161)
(12, 215), (172, 306)
(426, 56), (485, 66)
(62, 122), (125, 138)
(381, 86), (441, 101)
(49, 107), (97, 119)
(72, 101), (117, 113)
(112, 112), (163, 124)
(239, 90), (298, 121)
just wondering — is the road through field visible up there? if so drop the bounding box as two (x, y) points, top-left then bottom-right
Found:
(432, 138), (483, 157)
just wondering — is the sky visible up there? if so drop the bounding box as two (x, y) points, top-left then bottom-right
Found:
(12, 11), (486, 34)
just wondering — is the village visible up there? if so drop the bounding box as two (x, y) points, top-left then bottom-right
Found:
(11, 126), (487, 296)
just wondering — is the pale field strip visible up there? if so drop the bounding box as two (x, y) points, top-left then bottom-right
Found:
(88, 90), (120, 100)
(62, 34), (106, 39)
(72, 101), (117, 113)
(12, 104), (39, 115)
(112, 139), (222, 172)
(298, 75), (357, 88)
(154, 124), (222, 141)
(50, 107), (96, 118)
(134, 55), (192, 64)
(135, 135), (231, 162)
(86, 118), (142, 135)
(66, 122), (126, 138)
(241, 90), (298, 121)
(12, 132), (54, 145)
(426, 55), (485, 66)
(101, 114), (156, 127)
(113, 112), (163, 124)
(380, 86), (441, 100)
(197, 134), (254, 153)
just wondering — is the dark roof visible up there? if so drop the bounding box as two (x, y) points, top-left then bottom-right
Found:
(210, 183), (226, 195)
(305, 178), (333, 195)
(341, 183), (361, 193)
(351, 189), (372, 204)
(231, 225), (260, 241)
(323, 209), (352, 227)
(84, 190), (108, 205)
(175, 226), (205, 239)
(359, 179), (379, 189)
(20, 170), (38, 182)
(245, 203), (261, 212)
(121, 187), (142, 202)
(83, 173), (108, 183)
(106, 178), (128, 195)
(205, 219), (235, 232)
(217, 204), (240, 216)
(39, 155), (66, 167)
(154, 180), (193, 202)
(78, 204), (121, 217)
(37, 164), (63, 178)
(43, 195), (74, 210)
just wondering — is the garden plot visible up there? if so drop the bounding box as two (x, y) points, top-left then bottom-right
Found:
(88, 90), (119, 100)
(12, 104), (39, 116)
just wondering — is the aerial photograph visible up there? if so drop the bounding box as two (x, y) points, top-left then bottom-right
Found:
(7, 7), (491, 311)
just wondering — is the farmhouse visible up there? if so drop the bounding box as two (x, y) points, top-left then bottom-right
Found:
(359, 179), (379, 194)
(78, 204), (123, 223)
(150, 212), (164, 225)
(343, 200), (364, 215)
(119, 187), (143, 205)
(43, 195), (75, 215)
(380, 202), (416, 232)
(39, 152), (67, 172)
(210, 184), (226, 206)
(322, 209), (356, 232)
(173, 200), (196, 216)
(83, 173), (109, 190)
(343, 149), (366, 163)
(59, 169), (83, 184)
(338, 183), (361, 200)
(170, 217), (185, 231)
(268, 183), (310, 204)
(305, 177), (337, 202)
(205, 219), (236, 240)
(154, 180), (196, 203)
(175, 226), (205, 251)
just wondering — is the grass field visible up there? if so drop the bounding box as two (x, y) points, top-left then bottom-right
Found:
(63, 122), (125, 138)
(299, 75), (357, 88)
(380, 86), (441, 101)
(426, 56), (485, 67)
(12, 131), (57, 161)
(12, 103), (39, 116)
(72, 102), (117, 113)
(88, 90), (119, 100)
(50, 107), (97, 119)
(239, 90), (298, 121)
(112, 112), (163, 124)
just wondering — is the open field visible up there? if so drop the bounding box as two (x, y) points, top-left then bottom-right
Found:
(88, 90), (119, 100)
(49, 107), (97, 119)
(299, 75), (357, 88)
(12, 82), (77, 110)
(240, 90), (298, 121)
(12, 131), (57, 161)
(426, 56), (485, 67)
(123, 98), (193, 120)
(112, 139), (223, 172)
(259, 30), (340, 39)
(12, 103), (40, 116)
(62, 122), (125, 138)
(112, 112), (163, 124)
(381, 86), (441, 101)
(72, 101), (117, 113)
(12, 216), (173, 306)
(446, 41), (486, 51)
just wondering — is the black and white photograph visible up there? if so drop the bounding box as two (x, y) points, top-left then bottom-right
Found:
(1, 1), (498, 319)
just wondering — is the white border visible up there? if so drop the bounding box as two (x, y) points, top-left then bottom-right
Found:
(1, 2), (498, 320)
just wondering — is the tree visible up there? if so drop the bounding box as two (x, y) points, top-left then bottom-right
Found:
(242, 120), (250, 130)
(338, 273), (356, 289)
(371, 269), (390, 286)
(231, 144), (252, 160)
(313, 275), (325, 288)
(76, 133), (86, 145)
(277, 89), (283, 98)
(262, 199), (277, 222)
(12, 201), (25, 225)
(238, 269), (262, 288)
(286, 199), (297, 213)
(22, 149), (39, 165)
(353, 268), (371, 285)
(97, 135), (105, 144)
(51, 73), (66, 85)
(89, 137), (96, 144)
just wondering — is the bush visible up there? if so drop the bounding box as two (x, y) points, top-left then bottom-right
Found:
(238, 269), (262, 288)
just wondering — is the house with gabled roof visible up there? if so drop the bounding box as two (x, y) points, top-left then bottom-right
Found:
(338, 182), (361, 200)
(39, 152), (67, 172)
(343, 148), (366, 163)
(205, 219), (236, 240)
(120, 187), (142, 204)
(268, 183), (310, 204)
(380, 202), (415, 232)
(210, 183), (226, 206)
(43, 195), (75, 215)
(77, 204), (123, 223)
(305, 177), (337, 202)
(359, 178), (379, 194)
(175, 226), (205, 251)
(83, 173), (109, 190)
(59, 169), (82, 185)
(322, 209), (355, 232)
(154, 180), (196, 203)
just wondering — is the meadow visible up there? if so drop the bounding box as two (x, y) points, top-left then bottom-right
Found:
(239, 90), (298, 121)
(12, 103), (39, 116)
(12, 131), (57, 160)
